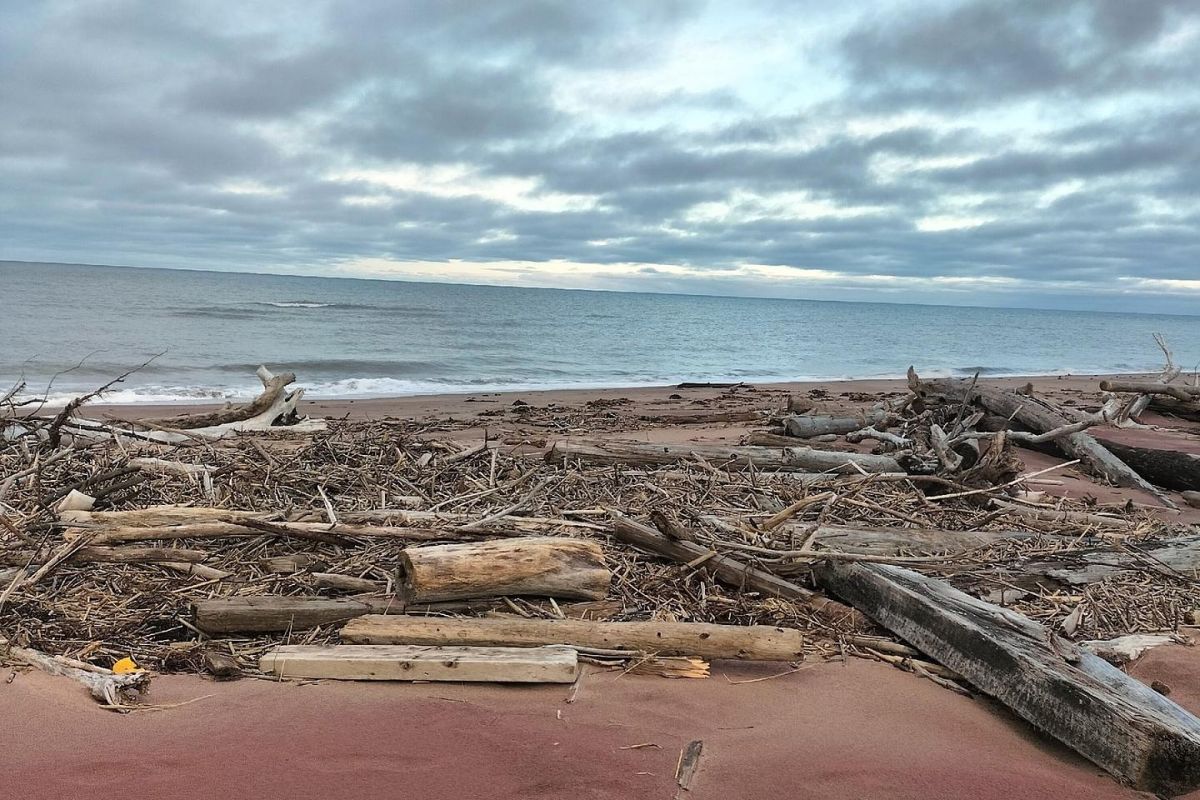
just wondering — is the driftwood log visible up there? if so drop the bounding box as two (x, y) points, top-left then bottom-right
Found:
(546, 441), (902, 473)
(611, 514), (865, 628)
(780, 410), (888, 439)
(341, 616), (807, 661)
(1020, 535), (1200, 586)
(916, 378), (1169, 505)
(260, 644), (580, 683)
(192, 596), (621, 633)
(817, 561), (1200, 795)
(399, 537), (610, 603)
(1094, 438), (1200, 492)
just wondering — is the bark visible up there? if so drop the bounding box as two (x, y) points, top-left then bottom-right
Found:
(341, 615), (807, 661)
(545, 440), (902, 473)
(1093, 438), (1200, 492)
(260, 644), (580, 683)
(399, 536), (610, 603)
(816, 561), (1200, 795)
(917, 378), (1168, 504)
(611, 514), (865, 629)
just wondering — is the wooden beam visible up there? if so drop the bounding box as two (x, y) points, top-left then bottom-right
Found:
(260, 644), (579, 683)
(816, 561), (1200, 795)
(341, 616), (806, 661)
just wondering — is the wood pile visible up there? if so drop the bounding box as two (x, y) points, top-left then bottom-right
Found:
(3, 355), (1200, 794)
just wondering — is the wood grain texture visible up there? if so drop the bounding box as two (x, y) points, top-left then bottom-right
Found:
(260, 644), (579, 683)
(816, 561), (1200, 795)
(342, 616), (806, 661)
(400, 536), (611, 603)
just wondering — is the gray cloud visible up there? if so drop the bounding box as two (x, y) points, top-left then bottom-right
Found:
(1, 0), (1198, 313)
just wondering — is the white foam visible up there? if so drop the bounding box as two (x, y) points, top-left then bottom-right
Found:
(264, 302), (330, 308)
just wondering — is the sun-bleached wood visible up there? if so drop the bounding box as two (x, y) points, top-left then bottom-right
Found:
(259, 644), (579, 683)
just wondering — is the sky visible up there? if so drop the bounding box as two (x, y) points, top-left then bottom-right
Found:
(2, 0), (1199, 313)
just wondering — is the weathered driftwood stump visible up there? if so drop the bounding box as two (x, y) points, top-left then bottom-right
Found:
(399, 536), (611, 603)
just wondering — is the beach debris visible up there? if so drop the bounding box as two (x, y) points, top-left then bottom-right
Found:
(545, 440), (903, 473)
(1080, 633), (1191, 665)
(259, 644), (581, 683)
(398, 537), (611, 604)
(341, 617), (809, 662)
(675, 739), (704, 791)
(815, 561), (1200, 796)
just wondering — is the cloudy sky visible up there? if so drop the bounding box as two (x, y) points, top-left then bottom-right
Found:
(2, 0), (1199, 313)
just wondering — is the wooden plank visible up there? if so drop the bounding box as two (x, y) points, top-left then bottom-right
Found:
(341, 616), (806, 661)
(260, 644), (579, 683)
(816, 561), (1200, 795)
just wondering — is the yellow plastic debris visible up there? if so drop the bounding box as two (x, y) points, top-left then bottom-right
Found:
(112, 657), (140, 674)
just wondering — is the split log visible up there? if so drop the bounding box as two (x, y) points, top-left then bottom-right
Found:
(916, 378), (1168, 504)
(260, 644), (579, 683)
(816, 561), (1200, 795)
(399, 537), (610, 603)
(341, 616), (807, 661)
(780, 411), (888, 439)
(546, 441), (902, 474)
(1093, 438), (1200, 492)
(611, 514), (864, 628)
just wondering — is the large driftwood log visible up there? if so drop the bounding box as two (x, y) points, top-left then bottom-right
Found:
(137, 368), (299, 429)
(611, 514), (865, 628)
(816, 561), (1200, 795)
(399, 537), (611, 603)
(916, 378), (1168, 504)
(342, 616), (807, 661)
(1094, 438), (1200, 492)
(780, 410), (888, 439)
(1147, 396), (1200, 422)
(1099, 379), (1200, 402)
(546, 441), (902, 474)
(260, 644), (580, 683)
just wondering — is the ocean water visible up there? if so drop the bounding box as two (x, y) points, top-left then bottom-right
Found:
(2, 261), (1198, 403)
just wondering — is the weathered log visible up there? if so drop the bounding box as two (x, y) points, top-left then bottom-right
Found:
(546, 440), (902, 473)
(260, 644), (580, 683)
(816, 561), (1200, 795)
(990, 499), (1135, 531)
(917, 378), (1167, 504)
(60, 505), (265, 527)
(1094, 438), (1200, 492)
(1148, 396), (1200, 422)
(400, 537), (610, 603)
(1021, 535), (1200, 586)
(342, 616), (807, 661)
(81, 521), (474, 546)
(805, 524), (1034, 555)
(0, 545), (208, 566)
(193, 596), (405, 633)
(780, 411), (888, 439)
(1099, 379), (1200, 402)
(192, 596), (618, 633)
(1184, 491), (1200, 509)
(312, 572), (382, 593)
(136, 367), (298, 430)
(611, 514), (865, 628)
(638, 410), (764, 424)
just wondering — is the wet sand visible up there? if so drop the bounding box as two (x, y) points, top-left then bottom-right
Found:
(7, 648), (1199, 799)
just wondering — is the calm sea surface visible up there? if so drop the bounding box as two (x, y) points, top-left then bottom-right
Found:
(2, 261), (1198, 403)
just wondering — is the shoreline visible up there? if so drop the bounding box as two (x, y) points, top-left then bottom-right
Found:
(87, 371), (1157, 419)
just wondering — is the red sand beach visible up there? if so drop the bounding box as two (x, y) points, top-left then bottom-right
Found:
(6, 647), (1200, 800)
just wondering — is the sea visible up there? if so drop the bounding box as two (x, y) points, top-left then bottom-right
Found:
(2, 261), (1198, 404)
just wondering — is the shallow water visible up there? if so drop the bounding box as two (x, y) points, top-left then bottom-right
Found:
(3, 260), (1198, 402)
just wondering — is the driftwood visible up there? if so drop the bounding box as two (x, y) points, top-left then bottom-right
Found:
(1, 635), (150, 708)
(990, 499), (1135, 531)
(1093, 438), (1200, 492)
(638, 410), (764, 425)
(780, 410), (888, 439)
(1099, 379), (1200, 402)
(546, 441), (902, 474)
(311, 572), (382, 593)
(816, 561), (1200, 795)
(342, 615), (807, 661)
(260, 644), (580, 683)
(916, 378), (1170, 505)
(611, 514), (865, 628)
(1020, 535), (1200, 586)
(399, 537), (611, 603)
(191, 596), (621, 633)
(804, 524), (1034, 555)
